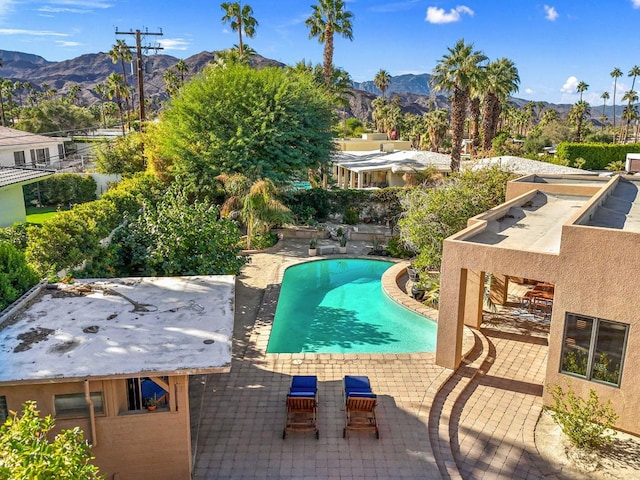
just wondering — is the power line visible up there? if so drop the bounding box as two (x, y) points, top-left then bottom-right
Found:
(115, 28), (163, 128)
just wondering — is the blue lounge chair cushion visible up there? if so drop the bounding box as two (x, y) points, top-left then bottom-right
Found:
(347, 391), (377, 399)
(287, 391), (316, 398)
(344, 375), (373, 396)
(290, 375), (318, 393)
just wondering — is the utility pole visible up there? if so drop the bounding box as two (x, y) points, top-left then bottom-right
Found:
(115, 28), (163, 129)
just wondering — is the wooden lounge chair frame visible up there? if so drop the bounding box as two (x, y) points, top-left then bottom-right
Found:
(343, 395), (379, 439)
(283, 395), (319, 439)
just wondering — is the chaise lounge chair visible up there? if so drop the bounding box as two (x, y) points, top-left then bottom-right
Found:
(282, 375), (319, 439)
(343, 375), (379, 439)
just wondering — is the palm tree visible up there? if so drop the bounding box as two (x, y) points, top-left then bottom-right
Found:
(576, 81), (589, 102)
(305, 0), (354, 86)
(109, 40), (132, 115)
(569, 100), (591, 142)
(92, 83), (109, 128)
(623, 66), (640, 141)
(480, 57), (519, 152)
(600, 91), (610, 129)
(430, 39), (487, 171)
(106, 72), (126, 135)
(374, 69), (391, 97)
(220, 2), (258, 57)
(610, 67), (623, 138)
(175, 59), (190, 83)
(163, 69), (180, 97)
(621, 90), (639, 142)
(0, 77), (7, 127)
(423, 109), (450, 152)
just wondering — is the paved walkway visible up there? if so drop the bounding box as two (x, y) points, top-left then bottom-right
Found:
(190, 238), (551, 479)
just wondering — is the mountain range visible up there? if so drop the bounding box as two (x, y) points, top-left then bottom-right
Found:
(0, 49), (602, 122)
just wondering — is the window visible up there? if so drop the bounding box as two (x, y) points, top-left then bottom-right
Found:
(126, 377), (169, 411)
(54, 392), (104, 417)
(14, 151), (26, 166)
(0, 396), (7, 423)
(561, 313), (628, 386)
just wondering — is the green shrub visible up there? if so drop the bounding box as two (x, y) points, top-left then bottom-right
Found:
(343, 208), (359, 225)
(385, 236), (414, 258)
(0, 241), (40, 311)
(549, 383), (618, 451)
(23, 173), (96, 207)
(555, 142), (640, 170)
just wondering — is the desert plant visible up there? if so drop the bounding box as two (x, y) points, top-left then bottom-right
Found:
(605, 160), (626, 172)
(309, 238), (318, 249)
(339, 235), (348, 247)
(549, 383), (618, 451)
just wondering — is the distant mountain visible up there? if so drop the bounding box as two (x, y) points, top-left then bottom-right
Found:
(1, 49), (613, 123)
(0, 49), (284, 106)
(353, 73), (433, 96)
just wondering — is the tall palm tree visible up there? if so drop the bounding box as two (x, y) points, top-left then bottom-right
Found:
(92, 83), (109, 128)
(374, 69), (391, 97)
(423, 109), (450, 152)
(106, 72), (126, 135)
(480, 57), (519, 151)
(621, 90), (639, 142)
(610, 67), (623, 138)
(430, 39), (487, 171)
(600, 91), (610, 129)
(570, 100), (591, 142)
(175, 59), (190, 83)
(0, 77), (7, 127)
(109, 40), (132, 116)
(220, 2), (258, 57)
(305, 0), (354, 86)
(623, 66), (640, 141)
(576, 81), (589, 102)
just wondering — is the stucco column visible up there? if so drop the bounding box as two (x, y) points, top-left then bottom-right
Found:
(464, 270), (485, 328)
(489, 274), (509, 305)
(357, 172), (363, 189)
(349, 171), (355, 189)
(436, 266), (467, 370)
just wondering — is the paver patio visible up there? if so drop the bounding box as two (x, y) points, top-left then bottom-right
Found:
(190, 238), (551, 479)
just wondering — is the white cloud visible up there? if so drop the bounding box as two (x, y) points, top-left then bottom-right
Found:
(38, 6), (91, 14)
(544, 5), (559, 21)
(560, 76), (578, 93)
(425, 5), (474, 24)
(158, 38), (190, 51)
(50, 0), (112, 8)
(525, 88), (534, 95)
(633, 0), (640, 8)
(0, 28), (69, 36)
(56, 40), (82, 47)
(0, 0), (16, 17)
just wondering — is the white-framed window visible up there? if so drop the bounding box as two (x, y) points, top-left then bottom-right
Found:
(0, 395), (7, 423)
(54, 392), (104, 417)
(13, 151), (26, 166)
(560, 313), (628, 387)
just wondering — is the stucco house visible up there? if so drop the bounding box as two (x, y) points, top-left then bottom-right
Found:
(436, 173), (640, 435)
(0, 275), (235, 480)
(0, 126), (68, 169)
(0, 166), (54, 227)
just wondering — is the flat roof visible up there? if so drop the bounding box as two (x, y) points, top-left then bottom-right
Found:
(0, 166), (55, 188)
(333, 150), (451, 173)
(0, 126), (67, 148)
(466, 156), (589, 175)
(464, 192), (591, 253)
(0, 276), (235, 384)
(585, 178), (640, 232)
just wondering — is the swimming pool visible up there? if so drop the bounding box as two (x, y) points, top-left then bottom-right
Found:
(267, 259), (437, 354)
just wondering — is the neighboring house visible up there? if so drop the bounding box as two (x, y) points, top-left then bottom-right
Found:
(436, 174), (640, 435)
(335, 133), (412, 152)
(0, 126), (68, 169)
(332, 150), (451, 189)
(0, 166), (54, 227)
(0, 275), (235, 480)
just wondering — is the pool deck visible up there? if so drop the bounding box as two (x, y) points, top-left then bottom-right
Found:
(190, 237), (552, 479)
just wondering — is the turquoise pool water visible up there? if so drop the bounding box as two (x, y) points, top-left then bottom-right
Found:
(267, 259), (437, 354)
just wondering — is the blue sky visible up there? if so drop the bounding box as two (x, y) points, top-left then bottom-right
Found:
(1, 0), (639, 104)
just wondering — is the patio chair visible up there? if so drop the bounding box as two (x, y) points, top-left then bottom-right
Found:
(343, 375), (379, 439)
(282, 375), (319, 439)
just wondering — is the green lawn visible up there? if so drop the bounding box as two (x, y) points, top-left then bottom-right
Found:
(25, 207), (67, 224)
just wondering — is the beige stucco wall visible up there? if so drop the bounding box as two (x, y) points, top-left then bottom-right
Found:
(1, 375), (192, 479)
(334, 139), (413, 151)
(437, 175), (640, 434)
(0, 185), (27, 227)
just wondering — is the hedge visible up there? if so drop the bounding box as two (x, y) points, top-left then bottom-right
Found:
(23, 173), (97, 207)
(555, 142), (640, 170)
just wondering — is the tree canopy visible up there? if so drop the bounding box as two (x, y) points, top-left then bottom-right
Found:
(0, 401), (102, 479)
(147, 64), (336, 185)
